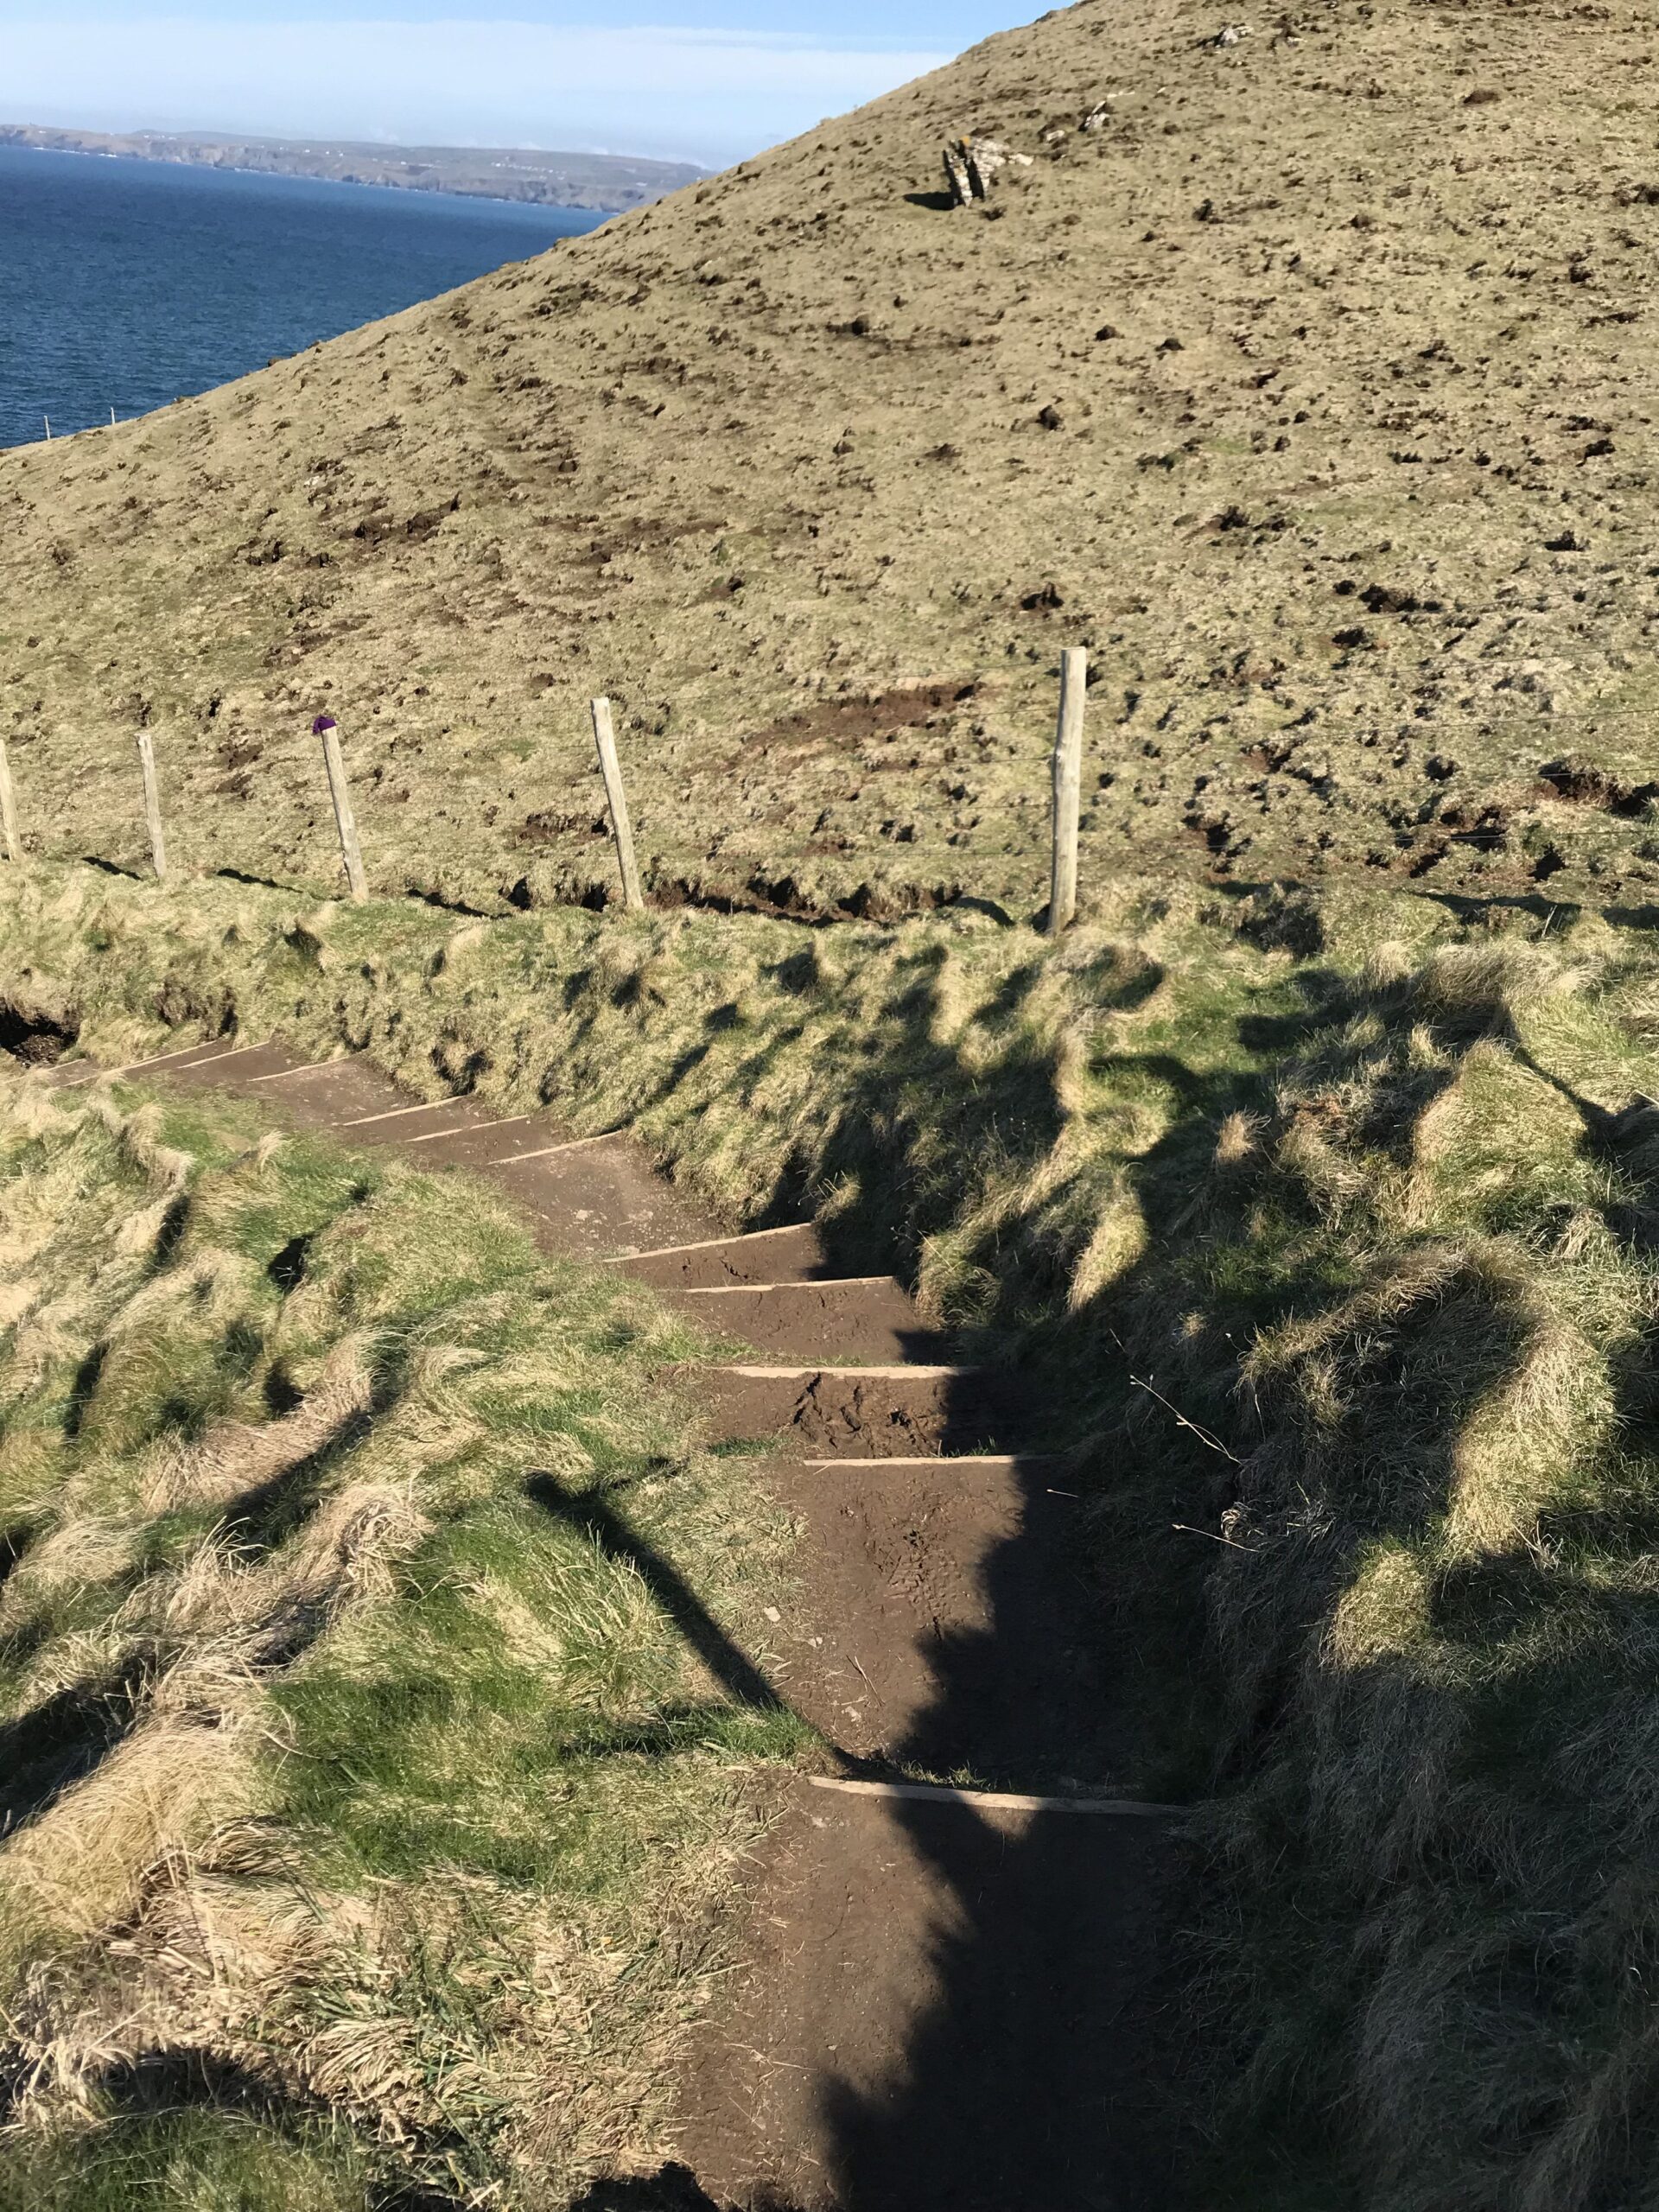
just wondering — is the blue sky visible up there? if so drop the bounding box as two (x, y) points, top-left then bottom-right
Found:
(0, 3), (1021, 166)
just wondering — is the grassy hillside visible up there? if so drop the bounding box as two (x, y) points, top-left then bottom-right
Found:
(10, 0), (1659, 2196)
(9, 0), (1659, 919)
(0, 1052), (804, 2208)
(8, 861), (1659, 2205)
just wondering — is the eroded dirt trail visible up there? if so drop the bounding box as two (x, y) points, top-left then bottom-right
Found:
(45, 1035), (1170, 2209)
(679, 1790), (1162, 2211)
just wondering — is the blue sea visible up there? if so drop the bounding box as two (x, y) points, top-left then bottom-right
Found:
(0, 143), (604, 449)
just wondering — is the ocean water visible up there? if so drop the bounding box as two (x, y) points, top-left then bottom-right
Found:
(0, 143), (604, 449)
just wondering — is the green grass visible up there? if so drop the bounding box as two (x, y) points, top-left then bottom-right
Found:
(1, 2108), (374, 2212)
(0, 1057), (809, 2206)
(10, 863), (1659, 2206)
(270, 1480), (807, 1888)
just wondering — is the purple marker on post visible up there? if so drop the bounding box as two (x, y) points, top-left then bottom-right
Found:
(312, 713), (366, 900)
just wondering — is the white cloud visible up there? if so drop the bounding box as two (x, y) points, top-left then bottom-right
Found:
(0, 18), (950, 163)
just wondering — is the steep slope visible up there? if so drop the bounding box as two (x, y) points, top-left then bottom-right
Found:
(6, 0), (1659, 918)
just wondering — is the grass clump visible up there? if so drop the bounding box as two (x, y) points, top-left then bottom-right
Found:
(1110, 936), (1659, 2210)
(0, 1058), (805, 2206)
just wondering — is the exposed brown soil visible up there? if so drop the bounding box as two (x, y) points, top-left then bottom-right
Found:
(761, 1455), (1124, 1783)
(44, 1029), (1170, 2209)
(664, 1281), (947, 1363)
(676, 1789), (1163, 2212)
(1538, 754), (1659, 817)
(12, 0), (1659, 921)
(0, 996), (77, 1065)
(674, 1448), (1162, 2210)
(697, 1365), (1011, 1459)
(730, 684), (981, 766)
(614, 1223), (829, 1292)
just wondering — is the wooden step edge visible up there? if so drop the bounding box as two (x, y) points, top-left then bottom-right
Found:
(677, 1276), (898, 1297)
(805, 1776), (1179, 1818)
(713, 1363), (983, 1381)
(401, 1112), (532, 1146)
(796, 1453), (1058, 1470)
(600, 1222), (817, 1266)
(137, 1038), (259, 1070)
(337, 1095), (480, 1128)
(243, 1053), (354, 1085)
(58, 1036), (257, 1087)
(491, 1130), (626, 1166)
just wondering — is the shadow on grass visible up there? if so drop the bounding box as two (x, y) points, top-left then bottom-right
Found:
(0, 1525), (35, 1594)
(220, 1351), (410, 1558)
(657, 939), (1657, 2208)
(0, 1340), (415, 1838)
(61, 1338), (108, 1440)
(0, 2045), (467, 2211)
(524, 1472), (790, 1719)
(567, 2165), (727, 2210)
(0, 1653), (151, 1838)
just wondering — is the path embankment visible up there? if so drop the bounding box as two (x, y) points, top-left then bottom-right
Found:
(8, 860), (1659, 2206)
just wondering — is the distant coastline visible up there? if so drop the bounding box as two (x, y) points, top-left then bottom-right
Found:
(0, 123), (705, 213)
(0, 138), (607, 450)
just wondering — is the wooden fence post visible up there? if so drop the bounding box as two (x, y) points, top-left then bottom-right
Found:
(136, 731), (168, 880)
(589, 696), (645, 912)
(0, 741), (21, 865)
(1046, 647), (1088, 937)
(314, 715), (367, 901)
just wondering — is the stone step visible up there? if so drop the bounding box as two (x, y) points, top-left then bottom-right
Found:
(611, 1220), (827, 1289)
(668, 1276), (945, 1363)
(698, 1363), (1008, 1459)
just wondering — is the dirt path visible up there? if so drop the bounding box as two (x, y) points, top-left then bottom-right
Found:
(43, 1034), (1173, 2209)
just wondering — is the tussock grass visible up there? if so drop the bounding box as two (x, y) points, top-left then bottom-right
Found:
(0, 1051), (804, 2206)
(9, 861), (1659, 2203)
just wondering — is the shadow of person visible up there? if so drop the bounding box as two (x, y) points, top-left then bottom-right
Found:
(757, 950), (1545, 2211)
(817, 1798), (1166, 2212)
(807, 1426), (1170, 2209)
